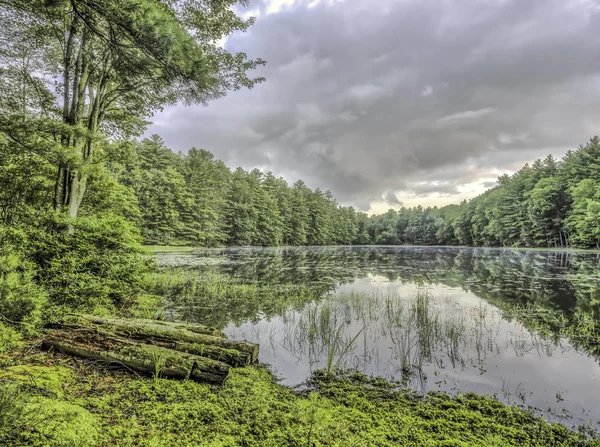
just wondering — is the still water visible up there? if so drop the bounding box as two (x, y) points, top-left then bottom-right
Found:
(154, 246), (600, 427)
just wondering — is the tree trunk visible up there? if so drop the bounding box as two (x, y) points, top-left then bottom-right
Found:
(41, 332), (231, 384)
(60, 315), (259, 363)
(42, 316), (260, 381)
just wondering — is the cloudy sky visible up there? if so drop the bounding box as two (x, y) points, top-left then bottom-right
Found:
(148, 0), (600, 214)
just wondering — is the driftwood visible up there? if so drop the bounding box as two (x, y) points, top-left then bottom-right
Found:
(41, 316), (259, 384)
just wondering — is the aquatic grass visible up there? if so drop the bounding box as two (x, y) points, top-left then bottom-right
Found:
(146, 270), (328, 328)
(279, 288), (496, 386)
(273, 285), (595, 405)
(325, 326), (365, 374)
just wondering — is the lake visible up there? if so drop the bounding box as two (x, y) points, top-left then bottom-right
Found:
(152, 246), (600, 428)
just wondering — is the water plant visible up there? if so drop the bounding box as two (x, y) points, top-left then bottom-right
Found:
(325, 326), (364, 374)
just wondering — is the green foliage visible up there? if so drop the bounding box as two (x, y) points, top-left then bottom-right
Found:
(1, 363), (596, 446)
(0, 234), (47, 332)
(0, 0), (265, 219)
(0, 382), (27, 444)
(361, 137), (600, 249)
(114, 136), (360, 248)
(31, 215), (155, 314)
(0, 322), (21, 353)
(0, 0), (266, 330)
(0, 381), (99, 447)
(0, 212), (154, 323)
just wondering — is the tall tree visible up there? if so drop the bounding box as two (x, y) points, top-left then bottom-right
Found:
(0, 0), (264, 223)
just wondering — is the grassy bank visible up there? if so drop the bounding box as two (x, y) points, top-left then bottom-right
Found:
(1, 333), (598, 447)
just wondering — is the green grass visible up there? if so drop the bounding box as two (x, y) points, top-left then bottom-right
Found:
(1, 346), (598, 447)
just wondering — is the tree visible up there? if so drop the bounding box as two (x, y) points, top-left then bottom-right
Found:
(526, 177), (570, 247)
(0, 0), (264, 223)
(566, 179), (600, 248)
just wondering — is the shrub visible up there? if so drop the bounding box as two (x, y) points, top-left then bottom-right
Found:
(0, 234), (47, 333)
(35, 215), (156, 313)
(0, 212), (156, 325)
(0, 322), (21, 353)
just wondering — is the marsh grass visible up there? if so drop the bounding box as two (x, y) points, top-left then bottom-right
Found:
(325, 326), (364, 374)
(145, 270), (327, 328)
(278, 288), (507, 387)
(271, 285), (585, 399)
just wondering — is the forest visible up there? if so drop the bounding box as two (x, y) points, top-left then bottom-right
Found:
(13, 132), (595, 250)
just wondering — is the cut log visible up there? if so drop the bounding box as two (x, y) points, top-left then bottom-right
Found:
(58, 316), (258, 364)
(70, 315), (227, 338)
(41, 330), (231, 384)
(42, 316), (260, 383)
(152, 340), (252, 367)
(60, 325), (252, 367)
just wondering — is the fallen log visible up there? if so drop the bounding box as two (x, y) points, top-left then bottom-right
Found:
(67, 315), (227, 338)
(59, 315), (258, 364)
(41, 329), (231, 384)
(59, 325), (251, 367)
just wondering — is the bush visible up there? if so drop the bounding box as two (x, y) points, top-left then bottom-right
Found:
(31, 214), (156, 315)
(0, 235), (47, 333)
(0, 212), (156, 325)
(0, 322), (21, 353)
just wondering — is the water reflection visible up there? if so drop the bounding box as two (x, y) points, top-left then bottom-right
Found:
(155, 246), (600, 427)
(159, 246), (600, 335)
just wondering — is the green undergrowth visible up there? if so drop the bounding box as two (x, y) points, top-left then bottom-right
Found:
(1, 343), (598, 447)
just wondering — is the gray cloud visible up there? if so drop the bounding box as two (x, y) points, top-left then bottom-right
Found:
(384, 191), (404, 207)
(408, 182), (460, 197)
(148, 0), (600, 211)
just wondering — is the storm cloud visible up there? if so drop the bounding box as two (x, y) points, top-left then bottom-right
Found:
(148, 0), (600, 213)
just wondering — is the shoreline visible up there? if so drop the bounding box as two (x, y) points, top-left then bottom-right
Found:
(1, 336), (598, 447)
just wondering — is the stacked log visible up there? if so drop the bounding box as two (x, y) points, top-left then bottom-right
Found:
(41, 315), (259, 384)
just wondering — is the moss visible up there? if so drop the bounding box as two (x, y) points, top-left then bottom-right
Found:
(22, 397), (99, 447)
(2, 365), (74, 398)
(2, 351), (598, 447)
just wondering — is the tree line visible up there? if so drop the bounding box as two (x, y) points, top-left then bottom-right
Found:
(102, 135), (600, 250)
(361, 139), (600, 249)
(111, 135), (358, 246)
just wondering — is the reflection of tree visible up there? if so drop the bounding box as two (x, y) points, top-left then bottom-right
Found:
(159, 247), (600, 359)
